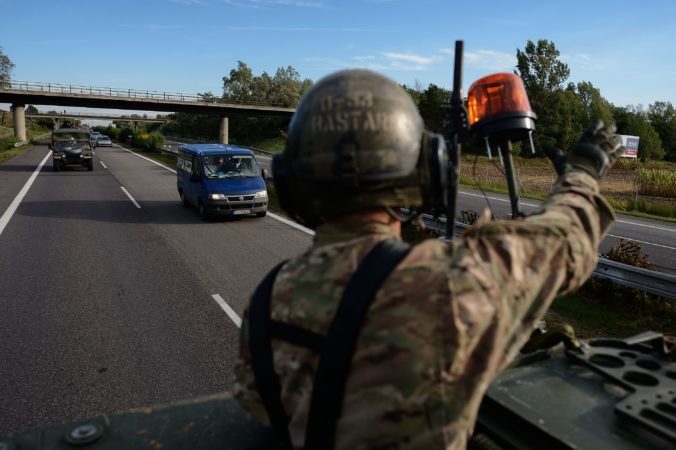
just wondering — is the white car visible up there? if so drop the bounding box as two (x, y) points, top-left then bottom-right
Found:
(96, 135), (112, 147)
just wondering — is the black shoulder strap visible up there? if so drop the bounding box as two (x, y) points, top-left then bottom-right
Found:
(248, 260), (293, 449)
(248, 239), (411, 450)
(304, 239), (411, 450)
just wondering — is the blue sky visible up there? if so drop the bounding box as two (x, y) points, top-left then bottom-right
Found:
(1, 0), (675, 115)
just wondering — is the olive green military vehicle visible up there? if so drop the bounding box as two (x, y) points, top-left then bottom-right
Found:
(50, 128), (94, 172)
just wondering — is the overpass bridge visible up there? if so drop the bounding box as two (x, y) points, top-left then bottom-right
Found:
(0, 80), (295, 143)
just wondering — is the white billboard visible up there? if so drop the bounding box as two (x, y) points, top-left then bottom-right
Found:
(618, 135), (639, 158)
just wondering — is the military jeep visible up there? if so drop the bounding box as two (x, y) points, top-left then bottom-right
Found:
(50, 128), (94, 172)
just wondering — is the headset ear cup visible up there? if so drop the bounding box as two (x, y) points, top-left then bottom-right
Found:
(424, 133), (449, 214)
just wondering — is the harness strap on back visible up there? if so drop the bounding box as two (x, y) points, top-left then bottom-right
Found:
(304, 239), (411, 449)
(248, 260), (293, 449)
(248, 239), (411, 449)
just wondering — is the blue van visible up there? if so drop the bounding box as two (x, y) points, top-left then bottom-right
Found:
(176, 144), (268, 220)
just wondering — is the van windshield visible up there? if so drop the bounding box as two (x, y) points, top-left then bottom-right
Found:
(203, 154), (259, 179)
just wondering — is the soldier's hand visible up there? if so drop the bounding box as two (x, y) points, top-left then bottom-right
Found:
(567, 121), (625, 179)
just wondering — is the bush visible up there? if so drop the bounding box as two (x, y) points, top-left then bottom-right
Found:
(118, 127), (135, 143)
(0, 136), (19, 151)
(603, 239), (652, 269)
(637, 167), (676, 197)
(584, 239), (668, 313)
(131, 131), (164, 150)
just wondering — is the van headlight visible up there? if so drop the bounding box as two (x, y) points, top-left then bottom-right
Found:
(209, 193), (226, 200)
(254, 190), (267, 198)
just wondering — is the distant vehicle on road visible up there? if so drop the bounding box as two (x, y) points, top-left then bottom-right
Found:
(177, 144), (268, 220)
(50, 128), (93, 171)
(96, 135), (112, 147)
(90, 131), (103, 147)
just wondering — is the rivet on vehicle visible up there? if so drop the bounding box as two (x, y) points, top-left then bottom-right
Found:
(65, 422), (104, 446)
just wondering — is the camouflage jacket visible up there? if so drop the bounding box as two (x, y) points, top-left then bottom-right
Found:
(234, 170), (615, 449)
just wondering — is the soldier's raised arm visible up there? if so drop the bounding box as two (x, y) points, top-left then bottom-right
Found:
(456, 121), (623, 371)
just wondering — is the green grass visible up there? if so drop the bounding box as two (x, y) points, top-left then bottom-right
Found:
(550, 292), (675, 338)
(460, 175), (676, 223)
(117, 142), (178, 168)
(246, 136), (286, 153)
(0, 136), (33, 165)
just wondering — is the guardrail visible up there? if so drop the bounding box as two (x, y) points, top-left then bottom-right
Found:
(417, 212), (676, 301)
(1, 80), (289, 108)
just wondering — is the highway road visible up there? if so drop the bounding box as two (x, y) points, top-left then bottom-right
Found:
(0, 144), (312, 435)
(0, 142), (674, 435)
(250, 148), (676, 275)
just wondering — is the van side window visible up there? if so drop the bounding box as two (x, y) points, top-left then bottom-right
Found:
(178, 153), (194, 174)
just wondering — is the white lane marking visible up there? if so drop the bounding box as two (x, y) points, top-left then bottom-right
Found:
(615, 219), (675, 233)
(459, 190), (676, 233)
(606, 234), (676, 251)
(100, 160), (108, 169)
(211, 294), (242, 328)
(267, 211), (314, 236)
(120, 186), (141, 209)
(458, 190), (540, 208)
(0, 151), (51, 237)
(255, 155), (272, 161)
(114, 144), (177, 174)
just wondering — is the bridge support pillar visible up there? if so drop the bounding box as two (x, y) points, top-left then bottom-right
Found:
(11, 104), (26, 142)
(219, 116), (229, 144)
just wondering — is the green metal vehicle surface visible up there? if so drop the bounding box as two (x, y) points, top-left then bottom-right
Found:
(1, 331), (673, 449)
(50, 128), (94, 172)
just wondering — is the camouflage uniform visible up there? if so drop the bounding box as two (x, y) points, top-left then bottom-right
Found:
(234, 169), (614, 449)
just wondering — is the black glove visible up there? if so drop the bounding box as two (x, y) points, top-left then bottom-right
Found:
(567, 121), (624, 179)
(544, 121), (624, 179)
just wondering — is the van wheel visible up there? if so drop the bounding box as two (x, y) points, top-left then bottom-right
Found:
(179, 191), (189, 208)
(256, 211), (267, 218)
(198, 201), (209, 221)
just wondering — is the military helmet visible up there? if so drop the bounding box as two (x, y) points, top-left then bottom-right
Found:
(273, 69), (448, 228)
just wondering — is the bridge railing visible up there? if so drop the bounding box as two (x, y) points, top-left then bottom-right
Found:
(1, 80), (290, 108)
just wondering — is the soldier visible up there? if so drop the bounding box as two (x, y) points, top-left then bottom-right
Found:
(234, 69), (623, 449)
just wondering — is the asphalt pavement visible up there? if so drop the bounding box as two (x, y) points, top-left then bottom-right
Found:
(0, 144), (311, 435)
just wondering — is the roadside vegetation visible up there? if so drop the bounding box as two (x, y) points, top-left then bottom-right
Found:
(460, 154), (676, 221)
(0, 110), (50, 164)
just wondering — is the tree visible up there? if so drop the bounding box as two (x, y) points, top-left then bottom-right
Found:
(574, 81), (614, 125)
(417, 84), (451, 134)
(270, 66), (303, 107)
(0, 46), (15, 88)
(516, 40), (570, 100)
(223, 61), (254, 102)
(198, 91), (217, 103)
(647, 101), (676, 161)
(515, 40), (572, 155)
(26, 105), (38, 114)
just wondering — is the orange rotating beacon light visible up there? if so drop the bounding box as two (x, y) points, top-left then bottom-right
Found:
(467, 73), (537, 217)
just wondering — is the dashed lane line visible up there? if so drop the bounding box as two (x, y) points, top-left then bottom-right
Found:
(211, 294), (242, 328)
(120, 186), (142, 209)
